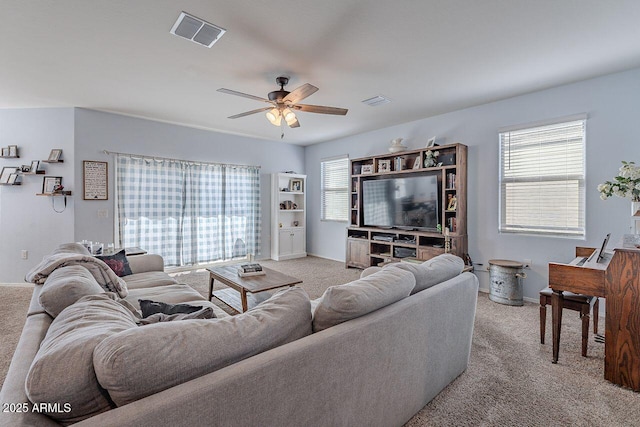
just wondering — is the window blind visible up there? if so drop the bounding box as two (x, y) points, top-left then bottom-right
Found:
(321, 156), (349, 222)
(499, 118), (586, 237)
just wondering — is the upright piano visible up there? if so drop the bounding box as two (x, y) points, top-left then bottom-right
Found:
(548, 245), (640, 391)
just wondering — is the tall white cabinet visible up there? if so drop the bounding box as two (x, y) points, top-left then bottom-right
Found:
(271, 173), (307, 260)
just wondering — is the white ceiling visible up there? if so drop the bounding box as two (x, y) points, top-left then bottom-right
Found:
(2, 1), (640, 146)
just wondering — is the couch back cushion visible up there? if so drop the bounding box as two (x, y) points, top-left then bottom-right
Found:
(312, 268), (415, 332)
(389, 254), (464, 294)
(25, 294), (138, 425)
(38, 265), (105, 317)
(93, 287), (312, 406)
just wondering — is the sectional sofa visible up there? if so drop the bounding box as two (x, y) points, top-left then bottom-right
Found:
(0, 245), (479, 426)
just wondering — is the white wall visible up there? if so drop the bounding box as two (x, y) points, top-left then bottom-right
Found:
(305, 67), (640, 300)
(0, 108), (75, 283)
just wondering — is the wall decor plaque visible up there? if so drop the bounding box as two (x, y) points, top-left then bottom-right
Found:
(83, 160), (108, 200)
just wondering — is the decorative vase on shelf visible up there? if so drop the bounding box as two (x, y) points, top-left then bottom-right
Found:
(632, 201), (640, 234)
(388, 138), (407, 153)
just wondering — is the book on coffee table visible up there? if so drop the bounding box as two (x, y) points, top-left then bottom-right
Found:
(238, 270), (266, 277)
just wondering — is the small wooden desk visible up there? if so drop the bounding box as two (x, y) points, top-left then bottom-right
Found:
(207, 265), (302, 313)
(549, 245), (640, 391)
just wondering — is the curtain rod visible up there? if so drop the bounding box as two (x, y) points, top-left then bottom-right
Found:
(102, 150), (261, 169)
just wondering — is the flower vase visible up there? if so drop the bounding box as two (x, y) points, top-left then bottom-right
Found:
(632, 201), (640, 234)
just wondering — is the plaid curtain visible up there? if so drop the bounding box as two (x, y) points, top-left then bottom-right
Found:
(115, 155), (261, 267)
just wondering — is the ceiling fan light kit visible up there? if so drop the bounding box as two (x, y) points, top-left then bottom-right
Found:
(217, 76), (348, 130)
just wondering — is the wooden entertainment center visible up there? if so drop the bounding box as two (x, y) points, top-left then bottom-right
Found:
(346, 143), (467, 268)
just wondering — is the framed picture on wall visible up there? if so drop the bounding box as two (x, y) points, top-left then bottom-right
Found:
(83, 160), (108, 200)
(0, 167), (17, 184)
(48, 149), (62, 161)
(42, 176), (62, 194)
(30, 160), (40, 173)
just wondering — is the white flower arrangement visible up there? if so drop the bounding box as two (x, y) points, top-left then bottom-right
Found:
(424, 150), (440, 168)
(598, 161), (640, 202)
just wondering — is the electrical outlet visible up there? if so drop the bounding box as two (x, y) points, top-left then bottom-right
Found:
(523, 259), (532, 269)
(21, 250), (28, 260)
(97, 209), (108, 218)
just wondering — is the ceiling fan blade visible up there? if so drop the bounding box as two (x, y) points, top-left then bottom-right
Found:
(228, 106), (273, 119)
(217, 88), (272, 103)
(293, 104), (348, 115)
(283, 83), (318, 104)
(287, 117), (300, 128)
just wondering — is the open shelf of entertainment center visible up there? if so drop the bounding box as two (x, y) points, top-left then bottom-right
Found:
(346, 142), (467, 269)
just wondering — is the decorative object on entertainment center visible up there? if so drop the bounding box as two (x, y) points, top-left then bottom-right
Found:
(388, 137), (408, 153)
(271, 173), (307, 260)
(598, 160), (640, 233)
(378, 159), (391, 173)
(347, 142), (467, 268)
(426, 136), (437, 148)
(424, 149), (439, 167)
(361, 164), (373, 174)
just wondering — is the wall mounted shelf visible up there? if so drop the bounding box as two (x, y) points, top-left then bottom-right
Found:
(36, 191), (72, 196)
(42, 159), (64, 163)
(22, 171), (45, 175)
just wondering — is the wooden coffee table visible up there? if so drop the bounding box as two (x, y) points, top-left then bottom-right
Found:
(207, 265), (302, 313)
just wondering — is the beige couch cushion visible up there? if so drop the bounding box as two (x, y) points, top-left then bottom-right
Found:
(122, 271), (178, 289)
(312, 268), (415, 332)
(39, 265), (105, 317)
(389, 254), (464, 294)
(25, 294), (138, 425)
(94, 287), (312, 406)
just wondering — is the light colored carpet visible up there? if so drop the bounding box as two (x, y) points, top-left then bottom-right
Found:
(2, 257), (640, 426)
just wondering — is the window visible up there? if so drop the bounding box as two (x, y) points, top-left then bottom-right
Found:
(499, 116), (586, 237)
(115, 154), (261, 267)
(321, 156), (349, 222)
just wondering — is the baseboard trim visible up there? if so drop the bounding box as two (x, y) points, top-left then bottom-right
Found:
(0, 282), (34, 288)
(306, 252), (344, 263)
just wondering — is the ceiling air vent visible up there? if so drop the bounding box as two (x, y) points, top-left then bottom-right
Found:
(361, 95), (391, 107)
(170, 12), (226, 48)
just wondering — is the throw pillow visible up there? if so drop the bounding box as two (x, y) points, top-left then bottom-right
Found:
(25, 294), (139, 425)
(96, 249), (133, 277)
(139, 307), (215, 325)
(387, 253), (464, 294)
(312, 268), (415, 332)
(94, 287), (311, 406)
(138, 299), (204, 318)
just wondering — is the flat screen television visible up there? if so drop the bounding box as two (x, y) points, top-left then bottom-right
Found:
(362, 174), (439, 230)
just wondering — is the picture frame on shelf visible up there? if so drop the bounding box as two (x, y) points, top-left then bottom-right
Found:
(8, 145), (18, 157)
(413, 156), (422, 169)
(0, 167), (17, 184)
(30, 160), (40, 173)
(361, 164), (373, 174)
(48, 149), (62, 161)
(447, 195), (457, 211)
(42, 176), (62, 194)
(378, 159), (391, 173)
(425, 136), (437, 148)
(289, 179), (303, 192)
(7, 173), (18, 185)
(1, 148), (8, 157)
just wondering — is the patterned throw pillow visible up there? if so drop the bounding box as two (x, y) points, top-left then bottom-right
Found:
(97, 250), (133, 277)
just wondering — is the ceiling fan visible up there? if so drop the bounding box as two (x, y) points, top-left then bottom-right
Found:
(217, 76), (348, 129)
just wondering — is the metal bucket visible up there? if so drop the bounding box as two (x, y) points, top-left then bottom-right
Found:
(487, 259), (526, 306)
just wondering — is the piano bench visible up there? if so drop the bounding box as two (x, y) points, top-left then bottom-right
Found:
(539, 287), (599, 357)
